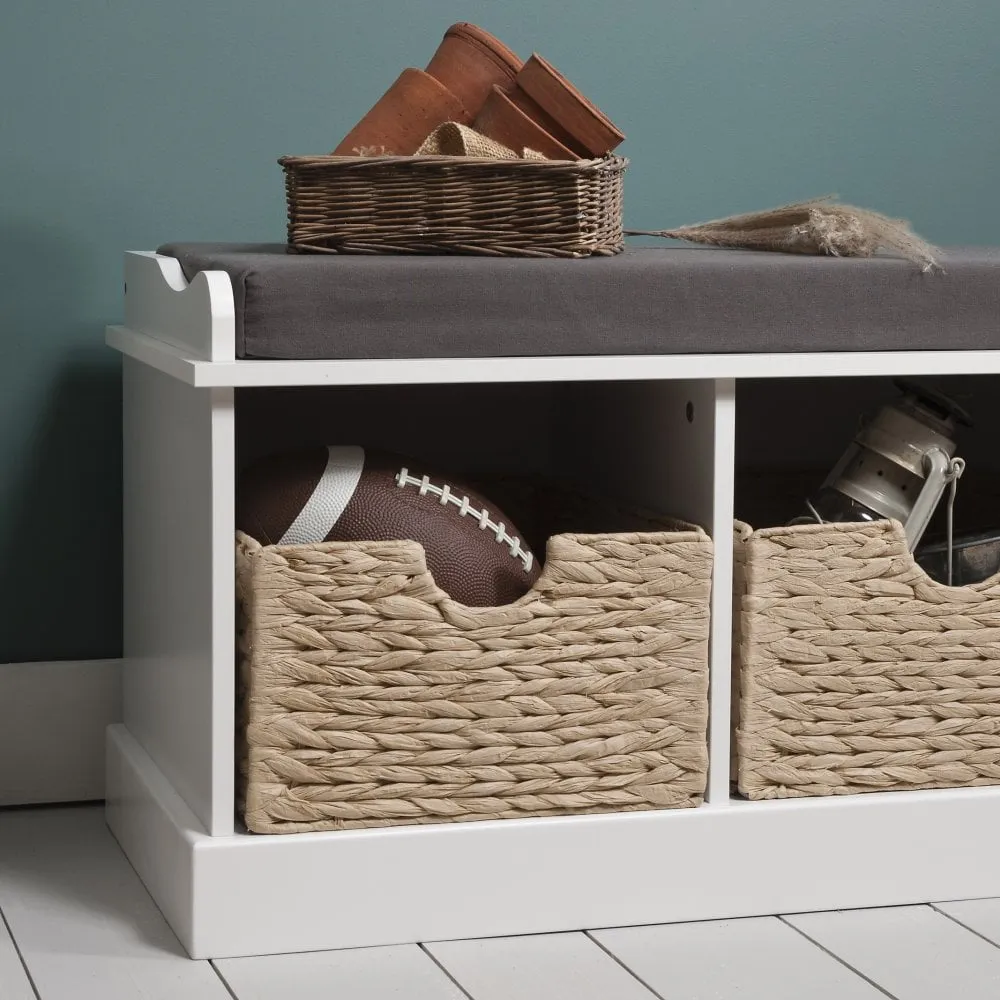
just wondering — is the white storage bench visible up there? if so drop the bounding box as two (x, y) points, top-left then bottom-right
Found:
(106, 244), (1000, 959)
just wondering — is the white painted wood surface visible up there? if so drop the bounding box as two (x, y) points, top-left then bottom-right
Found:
(551, 379), (719, 530)
(107, 322), (1000, 389)
(123, 252), (234, 361)
(427, 933), (656, 1000)
(107, 721), (1000, 958)
(103, 258), (1000, 958)
(0, 806), (230, 1000)
(122, 358), (235, 836)
(788, 905), (1000, 1000)
(105, 725), (202, 965)
(0, 910), (35, 1000)
(107, 325), (208, 383)
(934, 898), (1000, 947)
(215, 945), (466, 1000)
(593, 917), (886, 999)
(707, 378), (736, 804)
(0, 659), (120, 805)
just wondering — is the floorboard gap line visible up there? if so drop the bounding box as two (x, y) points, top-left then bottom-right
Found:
(418, 942), (476, 1000)
(208, 961), (241, 1000)
(0, 907), (41, 1000)
(928, 904), (1000, 951)
(778, 915), (900, 1000)
(583, 929), (668, 1000)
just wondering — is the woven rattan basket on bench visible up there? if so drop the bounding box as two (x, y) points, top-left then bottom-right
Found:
(735, 518), (1000, 800)
(278, 154), (626, 258)
(236, 493), (711, 834)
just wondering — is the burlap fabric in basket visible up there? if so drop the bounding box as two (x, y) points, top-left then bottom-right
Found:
(736, 518), (1000, 799)
(236, 517), (711, 834)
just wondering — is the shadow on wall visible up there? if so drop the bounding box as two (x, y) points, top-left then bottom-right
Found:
(0, 349), (123, 663)
(0, 223), (122, 664)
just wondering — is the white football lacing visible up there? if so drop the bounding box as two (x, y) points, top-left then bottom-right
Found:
(394, 468), (533, 572)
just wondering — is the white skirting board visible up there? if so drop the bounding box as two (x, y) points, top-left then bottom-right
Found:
(0, 659), (122, 806)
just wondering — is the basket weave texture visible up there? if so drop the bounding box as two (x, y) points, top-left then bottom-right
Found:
(737, 518), (1000, 799)
(237, 521), (711, 834)
(279, 154), (626, 258)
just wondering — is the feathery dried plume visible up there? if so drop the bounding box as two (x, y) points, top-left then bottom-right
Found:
(628, 197), (939, 271)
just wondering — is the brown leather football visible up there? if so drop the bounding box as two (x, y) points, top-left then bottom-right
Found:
(237, 446), (542, 606)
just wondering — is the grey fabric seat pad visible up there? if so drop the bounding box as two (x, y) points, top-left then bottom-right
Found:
(157, 243), (1000, 360)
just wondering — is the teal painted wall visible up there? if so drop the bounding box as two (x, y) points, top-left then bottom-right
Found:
(1, 0), (998, 661)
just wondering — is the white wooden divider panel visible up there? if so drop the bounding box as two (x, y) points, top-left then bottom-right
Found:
(787, 905), (1000, 1000)
(551, 379), (718, 529)
(426, 933), (656, 1000)
(551, 379), (733, 802)
(0, 807), (230, 1000)
(122, 358), (235, 836)
(707, 378), (736, 802)
(592, 917), (886, 1000)
(215, 945), (467, 1000)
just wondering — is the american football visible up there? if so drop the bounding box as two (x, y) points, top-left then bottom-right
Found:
(236, 445), (542, 606)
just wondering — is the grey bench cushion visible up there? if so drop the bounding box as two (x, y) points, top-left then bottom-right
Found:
(157, 243), (1000, 360)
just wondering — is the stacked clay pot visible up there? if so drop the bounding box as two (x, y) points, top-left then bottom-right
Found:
(334, 23), (520, 156)
(333, 22), (625, 160)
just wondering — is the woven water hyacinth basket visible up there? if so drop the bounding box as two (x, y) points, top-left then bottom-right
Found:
(236, 514), (711, 834)
(736, 518), (1000, 800)
(278, 154), (626, 258)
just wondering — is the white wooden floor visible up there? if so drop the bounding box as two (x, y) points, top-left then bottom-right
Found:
(3, 806), (1000, 1000)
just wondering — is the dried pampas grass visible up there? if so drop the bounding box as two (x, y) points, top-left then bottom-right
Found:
(627, 197), (939, 271)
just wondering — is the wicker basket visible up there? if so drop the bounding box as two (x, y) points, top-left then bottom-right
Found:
(278, 154), (626, 258)
(236, 504), (711, 834)
(736, 518), (1000, 800)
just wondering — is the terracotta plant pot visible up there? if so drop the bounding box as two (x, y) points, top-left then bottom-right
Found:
(504, 85), (591, 158)
(333, 67), (471, 156)
(425, 22), (522, 119)
(515, 53), (625, 156)
(473, 85), (578, 160)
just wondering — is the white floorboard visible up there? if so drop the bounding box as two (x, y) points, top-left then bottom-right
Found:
(426, 932), (656, 1000)
(593, 915), (887, 999)
(788, 905), (1000, 1000)
(934, 898), (1000, 948)
(0, 806), (230, 1000)
(0, 909), (36, 1000)
(7, 804), (1000, 1000)
(214, 944), (466, 1000)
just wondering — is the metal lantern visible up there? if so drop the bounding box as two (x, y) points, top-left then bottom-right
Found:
(792, 378), (969, 551)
